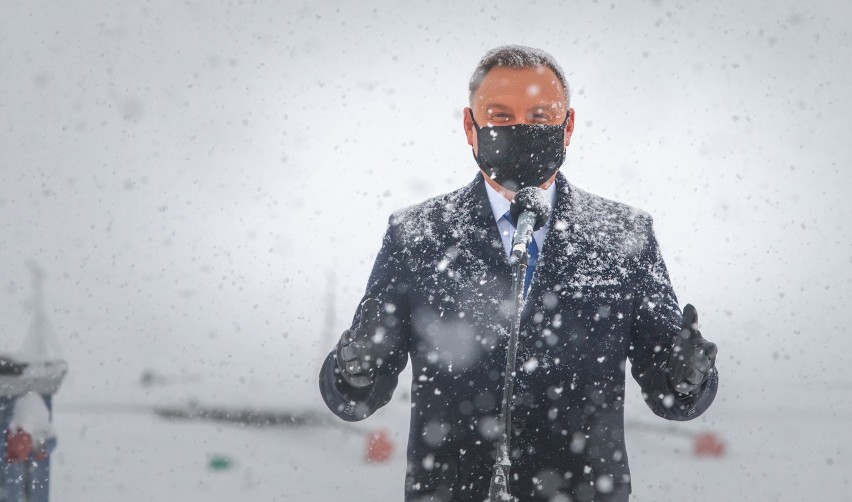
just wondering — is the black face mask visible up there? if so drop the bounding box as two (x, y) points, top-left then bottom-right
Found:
(470, 108), (570, 192)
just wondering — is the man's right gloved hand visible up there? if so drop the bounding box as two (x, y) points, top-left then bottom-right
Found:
(336, 297), (384, 388)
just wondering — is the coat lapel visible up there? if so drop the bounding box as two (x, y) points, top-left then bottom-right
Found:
(455, 174), (512, 277)
(522, 171), (583, 316)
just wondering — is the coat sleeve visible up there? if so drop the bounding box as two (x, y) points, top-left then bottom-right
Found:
(318, 215), (412, 422)
(627, 214), (718, 421)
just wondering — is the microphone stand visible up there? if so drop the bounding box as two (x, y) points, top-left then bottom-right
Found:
(488, 245), (528, 502)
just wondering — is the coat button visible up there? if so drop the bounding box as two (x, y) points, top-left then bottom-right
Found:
(512, 417), (526, 434)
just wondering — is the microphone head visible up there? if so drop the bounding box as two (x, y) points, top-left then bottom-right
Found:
(509, 187), (551, 231)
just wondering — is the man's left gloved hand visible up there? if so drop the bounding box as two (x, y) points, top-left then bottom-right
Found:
(667, 304), (718, 395)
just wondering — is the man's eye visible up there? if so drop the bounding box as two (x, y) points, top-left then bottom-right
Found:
(491, 113), (511, 121)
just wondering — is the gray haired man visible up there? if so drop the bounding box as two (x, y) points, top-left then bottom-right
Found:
(320, 45), (719, 501)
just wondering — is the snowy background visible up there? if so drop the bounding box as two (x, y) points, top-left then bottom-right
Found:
(1, 0), (851, 500)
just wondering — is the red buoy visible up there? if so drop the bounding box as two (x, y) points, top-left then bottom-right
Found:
(6, 428), (33, 463)
(694, 431), (725, 457)
(366, 429), (394, 463)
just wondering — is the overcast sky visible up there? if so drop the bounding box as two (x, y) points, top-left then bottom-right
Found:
(1, 0), (851, 422)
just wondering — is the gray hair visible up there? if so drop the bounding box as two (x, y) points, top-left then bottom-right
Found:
(468, 44), (571, 108)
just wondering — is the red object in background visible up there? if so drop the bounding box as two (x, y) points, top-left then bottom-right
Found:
(6, 428), (33, 462)
(694, 431), (725, 457)
(366, 429), (394, 463)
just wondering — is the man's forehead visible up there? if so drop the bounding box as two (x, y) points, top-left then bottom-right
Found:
(474, 66), (566, 104)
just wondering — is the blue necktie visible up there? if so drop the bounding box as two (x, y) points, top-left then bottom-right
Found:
(503, 212), (539, 297)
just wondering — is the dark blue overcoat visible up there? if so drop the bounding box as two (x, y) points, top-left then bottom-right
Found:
(319, 172), (718, 501)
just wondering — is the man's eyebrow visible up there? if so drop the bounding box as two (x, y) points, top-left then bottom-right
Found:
(482, 102), (563, 111)
(482, 102), (513, 111)
(528, 102), (562, 110)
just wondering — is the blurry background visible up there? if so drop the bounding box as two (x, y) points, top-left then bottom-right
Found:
(1, 0), (850, 500)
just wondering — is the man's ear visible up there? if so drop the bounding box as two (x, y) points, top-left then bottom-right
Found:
(464, 106), (477, 152)
(564, 107), (575, 148)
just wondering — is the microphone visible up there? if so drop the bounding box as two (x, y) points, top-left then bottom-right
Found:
(509, 187), (551, 263)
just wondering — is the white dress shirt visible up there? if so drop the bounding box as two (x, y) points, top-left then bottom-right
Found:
(482, 176), (558, 258)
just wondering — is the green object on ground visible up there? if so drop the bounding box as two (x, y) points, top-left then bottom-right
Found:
(208, 454), (234, 471)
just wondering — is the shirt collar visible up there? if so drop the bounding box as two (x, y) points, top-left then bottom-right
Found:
(481, 175), (558, 224)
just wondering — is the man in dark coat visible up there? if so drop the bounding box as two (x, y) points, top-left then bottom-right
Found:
(319, 45), (718, 502)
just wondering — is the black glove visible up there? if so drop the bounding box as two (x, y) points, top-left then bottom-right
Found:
(667, 304), (718, 395)
(335, 297), (383, 388)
